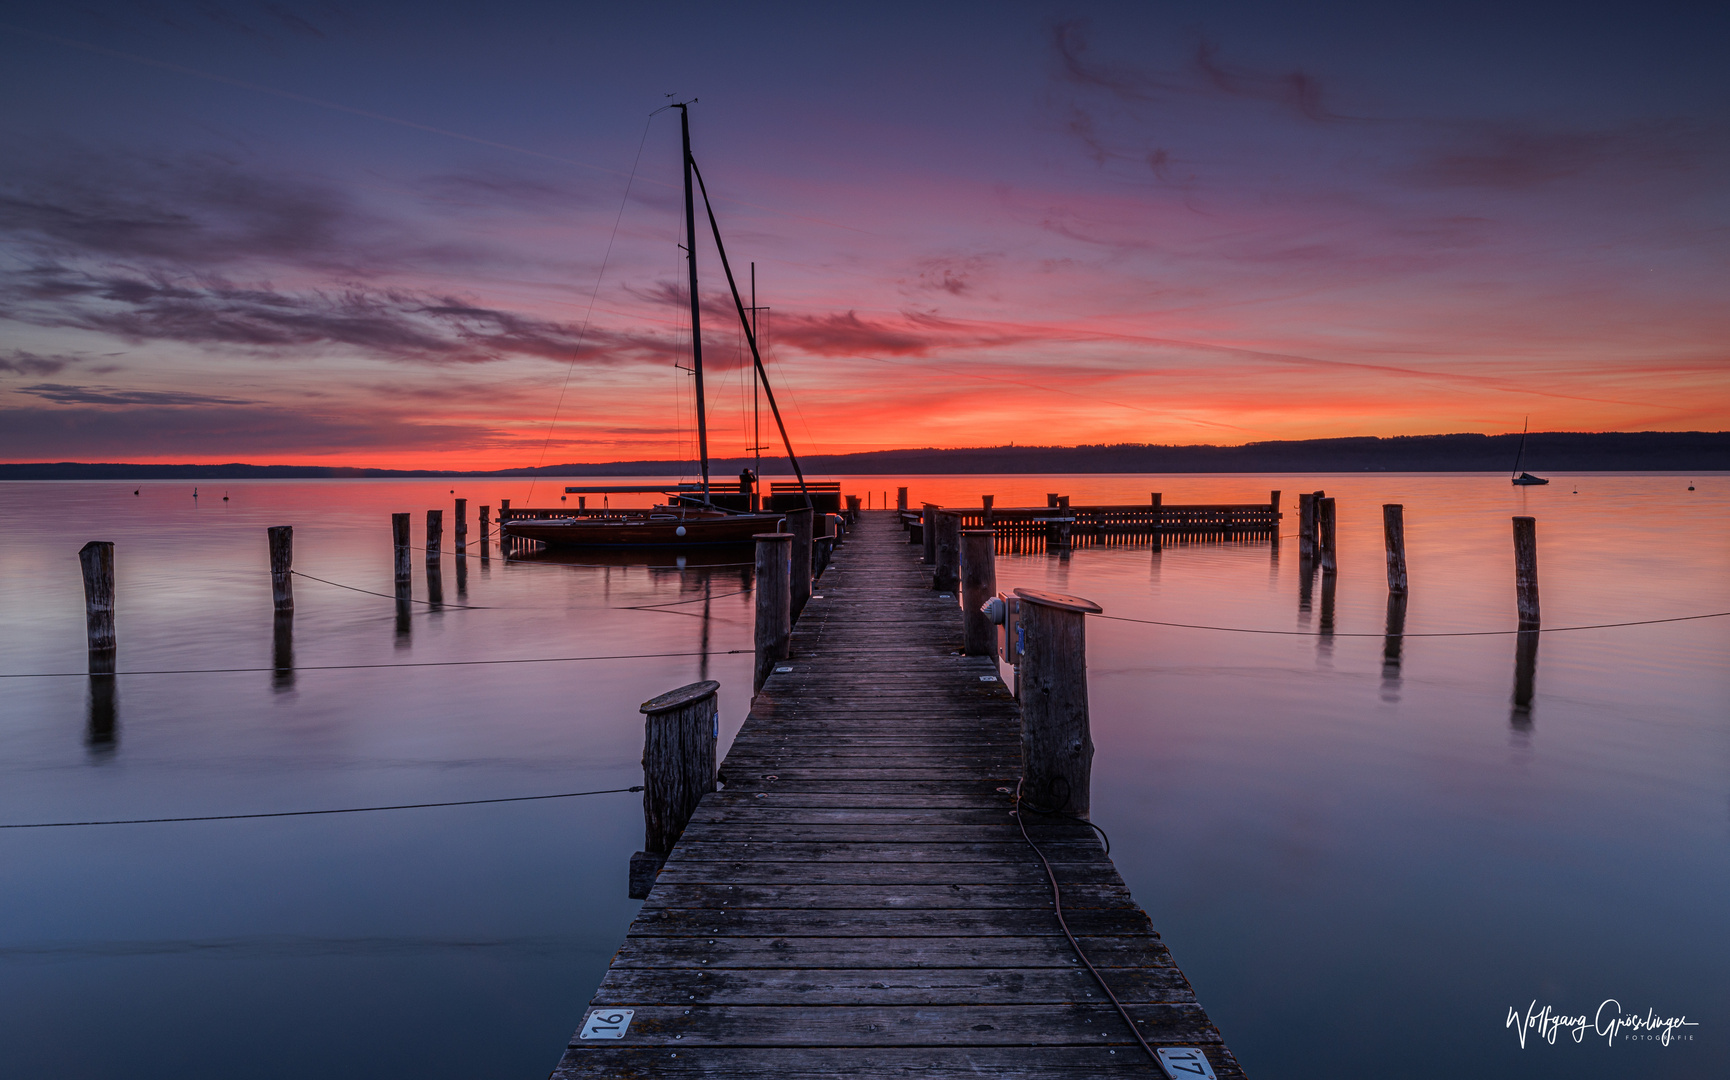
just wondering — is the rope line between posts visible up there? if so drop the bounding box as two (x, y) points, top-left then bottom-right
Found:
(0, 785), (644, 829)
(411, 542), (757, 570)
(618, 588), (752, 610)
(0, 649), (751, 679)
(292, 571), (491, 609)
(1091, 610), (1730, 638)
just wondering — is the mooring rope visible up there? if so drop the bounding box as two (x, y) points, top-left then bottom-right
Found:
(0, 785), (644, 829)
(1091, 609), (1730, 638)
(0, 648), (750, 679)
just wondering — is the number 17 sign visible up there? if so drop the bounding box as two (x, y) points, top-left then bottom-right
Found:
(1155, 1046), (1217, 1079)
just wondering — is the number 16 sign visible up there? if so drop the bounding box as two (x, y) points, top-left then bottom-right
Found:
(579, 1008), (634, 1040)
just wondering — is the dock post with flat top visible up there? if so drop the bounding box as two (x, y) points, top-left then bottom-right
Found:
(391, 514), (412, 585)
(1513, 516), (1539, 627)
(1383, 504), (1407, 593)
(753, 532), (793, 692)
(960, 528), (996, 656)
(426, 510), (442, 563)
(921, 503), (938, 563)
(1014, 587), (1102, 819)
(1298, 493), (1317, 560)
(933, 510), (961, 592)
(787, 507), (813, 621)
(454, 498), (467, 554)
(1318, 497), (1337, 573)
(78, 541), (117, 658)
(628, 680), (720, 900)
(267, 526), (293, 613)
(896, 486), (907, 512)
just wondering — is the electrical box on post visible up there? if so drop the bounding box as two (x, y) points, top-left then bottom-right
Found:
(981, 592), (1022, 666)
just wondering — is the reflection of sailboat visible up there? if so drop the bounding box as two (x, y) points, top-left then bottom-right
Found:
(501, 103), (810, 551)
(1510, 417), (1548, 486)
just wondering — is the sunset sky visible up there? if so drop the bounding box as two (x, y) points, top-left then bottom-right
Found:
(1, 1), (1726, 468)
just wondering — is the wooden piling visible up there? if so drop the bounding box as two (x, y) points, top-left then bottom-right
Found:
(1298, 493), (1317, 560)
(1151, 491), (1163, 550)
(1054, 495), (1072, 551)
(479, 505), (491, 559)
(932, 510), (962, 592)
(921, 503), (938, 565)
(845, 494), (861, 522)
(981, 494), (995, 526)
(1318, 496), (1337, 573)
(896, 486), (907, 512)
(499, 499), (511, 556)
(426, 509), (443, 562)
(454, 498), (467, 554)
(1382, 504), (1408, 593)
(78, 541), (116, 656)
(787, 507), (814, 621)
(753, 532), (793, 692)
(1014, 587), (1102, 819)
(391, 513), (412, 583)
(1513, 516), (1540, 627)
(267, 525), (293, 613)
(960, 528), (997, 656)
(629, 679), (720, 899)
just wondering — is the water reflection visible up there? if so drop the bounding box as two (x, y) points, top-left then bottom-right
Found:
(1381, 592), (1407, 701)
(272, 611), (295, 693)
(1297, 555), (1315, 621)
(1511, 628), (1540, 730)
(456, 556), (468, 600)
(427, 560), (444, 610)
(86, 653), (117, 751)
(1316, 567), (1336, 664)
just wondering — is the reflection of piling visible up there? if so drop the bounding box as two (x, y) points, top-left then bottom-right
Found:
(455, 553), (468, 598)
(87, 669), (117, 748)
(933, 510), (962, 592)
(753, 533), (793, 692)
(272, 610), (295, 692)
(1319, 565), (1336, 641)
(1382, 591), (1407, 687)
(629, 680), (719, 899)
(1298, 493), (1317, 560)
(1513, 517), (1539, 628)
(1382, 504), (1407, 593)
(960, 529), (996, 656)
(454, 498), (467, 555)
(1318, 497), (1337, 574)
(1015, 588), (1102, 819)
(426, 560), (444, 609)
(268, 526), (294, 613)
(426, 509), (443, 563)
(787, 507), (813, 622)
(1511, 628), (1540, 729)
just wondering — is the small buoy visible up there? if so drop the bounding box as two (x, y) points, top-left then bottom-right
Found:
(675, 525), (687, 537)
(1688, 483), (1695, 490)
(133, 489), (139, 495)
(222, 496), (229, 501)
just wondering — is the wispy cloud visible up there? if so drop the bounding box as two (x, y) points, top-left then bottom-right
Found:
(17, 383), (253, 406)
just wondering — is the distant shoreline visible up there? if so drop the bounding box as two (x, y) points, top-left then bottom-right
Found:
(1, 430), (1723, 480)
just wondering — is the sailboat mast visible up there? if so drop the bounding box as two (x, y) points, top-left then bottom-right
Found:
(1512, 415), (1529, 478)
(677, 104), (711, 503)
(751, 262), (760, 493)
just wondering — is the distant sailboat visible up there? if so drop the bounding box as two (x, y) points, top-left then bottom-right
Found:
(1510, 417), (1548, 485)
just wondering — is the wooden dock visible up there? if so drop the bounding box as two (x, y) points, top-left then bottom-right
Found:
(554, 511), (1243, 1078)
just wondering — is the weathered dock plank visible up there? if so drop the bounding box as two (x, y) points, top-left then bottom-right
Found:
(553, 511), (1242, 1078)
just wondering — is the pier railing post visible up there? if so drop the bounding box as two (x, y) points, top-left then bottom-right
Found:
(1150, 492), (1163, 549)
(267, 525), (293, 613)
(1383, 504), (1407, 593)
(981, 494), (994, 526)
(1513, 516), (1539, 627)
(454, 498), (467, 555)
(78, 541), (117, 659)
(896, 486), (908, 512)
(933, 510), (962, 592)
(1268, 490), (1281, 539)
(1318, 497), (1337, 573)
(960, 528), (997, 655)
(1298, 493), (1316, 560)
(921, 503), (938, 564)
(787, 507), (813, 621)
(754, 532), (793, 691)
(629, 679), (720, 899)
(1014, 587), (1102, 819)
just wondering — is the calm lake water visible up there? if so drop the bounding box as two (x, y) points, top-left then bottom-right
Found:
(1, 474), (1724, 1078)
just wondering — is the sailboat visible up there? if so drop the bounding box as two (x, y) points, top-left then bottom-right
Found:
(501, 104), (813, 550)
(1510, 417), (1548, 486)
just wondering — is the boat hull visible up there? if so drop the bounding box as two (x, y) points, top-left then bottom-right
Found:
(501, 513), (784, 549)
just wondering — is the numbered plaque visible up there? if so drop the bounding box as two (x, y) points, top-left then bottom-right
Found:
(579, 1008), (634, 1040)
(1155, 1046), (1217, 1079)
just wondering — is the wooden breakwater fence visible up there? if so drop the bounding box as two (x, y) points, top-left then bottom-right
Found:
(901, 492), (1283, 553)
(555, 510), (1247, 1079)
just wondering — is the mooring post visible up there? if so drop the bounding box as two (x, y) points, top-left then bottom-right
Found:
(1382, 504), (1408, 593)
(499, 499), (511, 556)
(933, 510), (962, 592)
(426, 509), (442, 563)
(267, 525), (293, 613)
(787, 507), (813, 621)
(391, 513), (412, 584)
(478, 505), (491, 559)
(1150, 492), (1163, 550)
(960, 529), (997, 656)
(754, 532), (793, 691)
(454, 498), (467, 555)
(1318, 497), (1337, 573)
(78, 541), (117, 659)
(921, 503), (938, 564)
(1054, 496), (1072, 551)
(1014, 587), (1103, 819)
(982, 494), (995, 526)
(1268, 490), (1281, 538)
(1298, 493), (1317, 560)
(896, 486), (908, 512)
(629, 679), (720, 899)
(1513, 516), (1539, 627)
